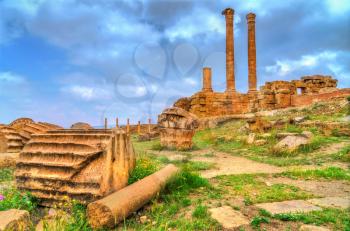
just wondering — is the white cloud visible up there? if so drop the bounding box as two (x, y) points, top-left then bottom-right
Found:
(165, 8), (226, 42)
(184, 78), (197, 86)
(265, 51), (338, 76)
(62, 85), (113, 101)
(0, 71), (25, 83)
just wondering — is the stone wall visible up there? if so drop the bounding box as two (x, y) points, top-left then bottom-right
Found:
(174, 75), (349, 118)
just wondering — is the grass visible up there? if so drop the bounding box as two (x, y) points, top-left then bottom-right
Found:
(128, 154), (161, 184)
(274, 208), (350, 230)
(0, 168), (14, 182)
(251, 216), (270, 229)
(331, 144), (350, 162)
(192, 205), (208, 218)
(278, 167), (350, 181)
(216, 174), (313, 204)
(0, 187), (37, 212)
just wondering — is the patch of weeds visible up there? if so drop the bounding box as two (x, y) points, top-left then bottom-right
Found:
(183, 161), (215, 171)
(298, 136), (342, 154)
(203, 152), (215, 157)
(285, 124), (303, 133)
(0, 187), (37, 211)
(0, 168), (14, 182)
(251, 216), (270, 229)
(192, 205), (208, 218)
(65, 202), (92, 231)
(279, 167), (350, 181)
(332, 144), (350, 162)
(274, 208), (350, 230)
(217, 174), (312, 204)
(259, 209), (272, 217)
(128, 155), (161, 184)
(151, 142), (164, 151)
(244, 197), (253, 206)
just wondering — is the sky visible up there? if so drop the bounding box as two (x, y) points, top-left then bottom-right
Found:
(0, 0), (349, 127)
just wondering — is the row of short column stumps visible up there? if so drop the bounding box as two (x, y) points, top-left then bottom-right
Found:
(103, 117), (152, 134)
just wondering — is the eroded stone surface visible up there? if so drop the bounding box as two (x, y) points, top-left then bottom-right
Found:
(158, 107), (198, 150)
(70, 122), (92, 130)
(274, 135), (310, 151)
(0, 209), (30, 231)
(209, 206), (249, 229)
(308, 197), (350, 209)
(0, 152), (19, 167)
(15, 129), (135, 206)
(255, 200), (322, 215)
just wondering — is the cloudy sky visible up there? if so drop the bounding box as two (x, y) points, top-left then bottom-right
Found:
(1, 0), (349, 127)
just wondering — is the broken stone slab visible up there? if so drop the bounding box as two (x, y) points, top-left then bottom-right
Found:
(0, 209), (30, 231)
(87, 164), (179, 229)
(276, 132), (299, 139)
(299, 224), (330, 231)
(209, 206), (249, 229)
(255, 200), (322, 215)
(307, 197), (350, 209)
(274, 135), (310, 151)
(290, 116), (307, 124)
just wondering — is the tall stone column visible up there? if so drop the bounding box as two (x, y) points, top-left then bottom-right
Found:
(202, 67), (213, 92)
(247, 13), (257, 93)
(222, 8), (235, 93)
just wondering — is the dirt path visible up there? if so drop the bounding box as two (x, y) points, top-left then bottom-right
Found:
(191, 151), (284, 178)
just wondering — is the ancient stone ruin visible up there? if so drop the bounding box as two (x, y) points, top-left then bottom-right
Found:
(15, 128), (135, 206)
(0, 118), (63, 153)
(70, 122), (93, 130)
(174, 8), (350, 118)
(158, 107), (199, 150)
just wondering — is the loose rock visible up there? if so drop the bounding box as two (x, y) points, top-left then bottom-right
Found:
(0, 209), (30, 231)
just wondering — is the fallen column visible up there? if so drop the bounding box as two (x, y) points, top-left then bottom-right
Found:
(87, 164), (179, 229)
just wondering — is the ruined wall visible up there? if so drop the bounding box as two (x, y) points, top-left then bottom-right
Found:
(174, 75), (348, 118)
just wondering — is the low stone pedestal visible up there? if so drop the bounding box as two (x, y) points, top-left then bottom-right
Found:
(158, 107), (198, 150)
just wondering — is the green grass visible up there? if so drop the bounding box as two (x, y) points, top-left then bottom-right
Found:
(0, 168), (14, 182)
(192, 205), (208, 218)
(278, 167), (350, 181)
(331, 144), (350, 162)
(251, 216), (270, 229)
(216, 174), (313, 204)
(274, 208), (350, 230)
(0, 187), (37, 212)
(128, 154), (161, 184)
(122, 169), (219, 230)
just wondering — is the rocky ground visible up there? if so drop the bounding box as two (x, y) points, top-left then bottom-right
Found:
(0, 99), (349, 230)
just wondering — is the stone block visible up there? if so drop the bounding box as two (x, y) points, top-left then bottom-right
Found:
(0, 209), (30, 231)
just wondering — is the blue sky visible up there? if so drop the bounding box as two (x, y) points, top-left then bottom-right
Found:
(1, 0), (349, 127)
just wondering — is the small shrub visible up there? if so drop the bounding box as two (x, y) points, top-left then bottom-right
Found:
(192, 205), (208, 218)
(251, 216), (270, 228)
(259, 209), (272, 217)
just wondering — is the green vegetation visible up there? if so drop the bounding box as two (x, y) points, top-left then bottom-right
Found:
(278, 167), (350, 181)
(0, 187), (37, 212)
(216, 174), (313, 204)
(332, 144), (350, 162)
(251, 216), (270, 229)
(128, 155), (161, 184)
(274, 208), (350, 230)
(0, 168), (14, 182)
(192, 205), (208, 218)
